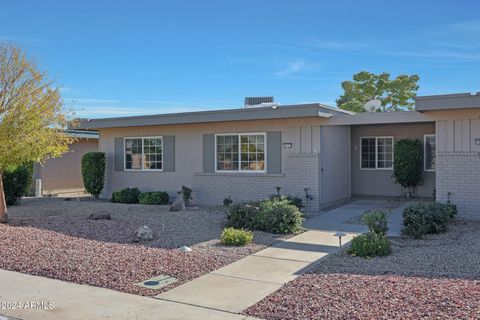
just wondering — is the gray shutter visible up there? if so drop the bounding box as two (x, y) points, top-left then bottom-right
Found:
(114, 137), (124, 171)
(163, 135), (175, 172)
(203, 134), (215, 173)
(267, 131), (282, 174)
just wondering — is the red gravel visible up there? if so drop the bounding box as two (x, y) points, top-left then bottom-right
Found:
(244, 273), (480, 320)
(0, 223), (238, 296)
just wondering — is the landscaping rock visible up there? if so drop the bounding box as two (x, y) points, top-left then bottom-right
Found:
(87, 211), (112, 220)
(169, 197), (185, 212)
(134, 225), (154, 242)
(178, 245), (192, 253)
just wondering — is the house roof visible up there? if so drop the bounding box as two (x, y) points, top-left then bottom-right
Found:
(415, 92), (480, 112)
(79, 103), (353, 129)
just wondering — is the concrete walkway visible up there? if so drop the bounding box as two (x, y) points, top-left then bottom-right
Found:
(0, 199), (386, 319)
(0, 269), (259, 320)
(156, 199), (384, 313)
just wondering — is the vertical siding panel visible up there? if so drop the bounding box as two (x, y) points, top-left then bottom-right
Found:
(471, 119), (480, 151)
(462, 119), (470, 152)
(300, 126), (312, 153)
(446, 120), (454, 152)
(311, 126), (321, 153)
(454, 120), (463, 152)
(293, 127), (301, 153)
(436, 120), (447, 152)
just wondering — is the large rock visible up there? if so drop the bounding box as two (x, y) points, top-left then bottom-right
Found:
(87, 211), (112, 220)
(169, 197), (185, 212)
(134, 225), (154, 242)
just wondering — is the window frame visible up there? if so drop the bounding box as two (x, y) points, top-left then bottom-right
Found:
(124, 136), (164, 171)
(359, 136), (394, 170)
(214, 132), (267, 173)
(424, 134), (436, 172)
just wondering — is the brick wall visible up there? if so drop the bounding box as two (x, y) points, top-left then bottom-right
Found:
(436, 151), (480, 217)
(193, 153), (320, 210)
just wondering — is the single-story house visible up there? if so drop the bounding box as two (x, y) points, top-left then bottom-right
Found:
(80, 93), (480, 217)
(33, 130), (99, 195)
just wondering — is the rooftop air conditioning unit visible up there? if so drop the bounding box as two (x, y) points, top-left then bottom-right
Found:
(244, 96), (279, 109)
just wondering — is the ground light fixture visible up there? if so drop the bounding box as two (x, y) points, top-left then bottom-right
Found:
(334, 232), (347, 254)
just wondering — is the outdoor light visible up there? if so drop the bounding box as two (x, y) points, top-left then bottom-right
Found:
(334, 232), (347, 253)
(475, 138), (480, 146)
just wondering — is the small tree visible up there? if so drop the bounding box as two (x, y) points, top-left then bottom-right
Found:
(392, 139), (422, 197)
(0, 45), (74, 222)
(337, 71), (419, 112)
(81, 152), (106, 199)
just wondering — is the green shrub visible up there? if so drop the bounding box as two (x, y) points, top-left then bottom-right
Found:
(362, 210), (388, 235)
(256, 198), (304, 234)
(138, 191), (169, 205)
(81, 152), (106, 199)
(178, 185), (193, 204)
(403, 202), (456, 239)
(220, 227), (253, 246)
(2, 164), (33, 205)
(348, 232), (391, 258)
(111, 187), (141, 204)
(269, 194), (304, 210)
(226, 198), (304, 234)
(227, 201), (261, 229)
(392, 139), (423, 192)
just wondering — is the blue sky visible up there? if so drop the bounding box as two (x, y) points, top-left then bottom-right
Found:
(1, 0), (480, 118)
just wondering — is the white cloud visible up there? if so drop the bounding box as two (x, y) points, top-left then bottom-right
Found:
(67, 98), (121, 104)
(302, 40), (370, 50)
(0, 35), (46, 43)
(274, 60), (307, 77)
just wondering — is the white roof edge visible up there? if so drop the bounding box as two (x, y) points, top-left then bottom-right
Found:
(323, 111), (431, 126)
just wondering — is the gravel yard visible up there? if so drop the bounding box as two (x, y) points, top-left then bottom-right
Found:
(245, 219), (480, 319)
(1, 198), (289, 296)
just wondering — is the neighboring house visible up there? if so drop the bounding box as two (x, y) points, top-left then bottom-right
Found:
(80, 93), (480, 217)
(33, 130), (99, 195)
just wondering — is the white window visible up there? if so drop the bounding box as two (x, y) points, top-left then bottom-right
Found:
(124, 137), (163, 171)
(216, 133), (266, 172)
(360, 136), (394, 170)
(424, 134), (436, 171)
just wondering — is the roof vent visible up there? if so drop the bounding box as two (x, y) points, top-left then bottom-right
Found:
(244, 96), (277, 108)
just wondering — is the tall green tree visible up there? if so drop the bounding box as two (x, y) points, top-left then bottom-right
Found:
(336, 71), (420, 112)
(0, 45), (75, 223)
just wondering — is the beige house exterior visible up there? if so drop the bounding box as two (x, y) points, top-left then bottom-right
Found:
(80, 93), (480, 217)
(33, 130), (99, 195)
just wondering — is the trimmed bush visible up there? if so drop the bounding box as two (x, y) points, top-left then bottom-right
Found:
(2, 164), (33, 205)
(226, 198), (304, 234)
(138, 191), (169, 205)
(348, 232), (391, 258)
(220, 227), (253, 246)
(256, 198), (304, 234)
(269, 194), (304, 210)
(227, 201), (261, 230)
(403, 202), (457, 239)
(111, 187), (141, 204)
(81, 152), (106, 199)
(362, 210), (388, 235)
(392, 139), (423, 193)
